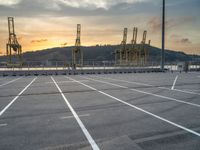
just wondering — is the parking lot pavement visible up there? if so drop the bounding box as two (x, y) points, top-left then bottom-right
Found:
(0, 77), (34, 111)
(0, 73), (199, 150)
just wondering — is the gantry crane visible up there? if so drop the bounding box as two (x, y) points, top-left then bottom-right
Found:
(128, 27), (138, 63)
(147, 39), (151, 63)
(72, 24), (83, 69)
(116, 27), (151, 66)
(115, 28), (128, 65)
(140, 30), (151, 65)
(6, 17), (22, 66)
(131, 27), (138, 46)
(140, 30), (147, 64)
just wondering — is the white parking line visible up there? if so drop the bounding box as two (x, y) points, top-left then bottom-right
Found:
(161, 87), (200, 96)
(51, 77), (100, 150)
(0, 77), (22, 87)
(0, 123), (7, 127)
(171, 75), (178, 90)
(95, 76), (200, 96)
(185, 89), (200, 92)
(0, 77), (37, 117)
(45, 80), (88, 84)
(82, 77), (200, 108)
(60, 114), (90, 119)
(67, 76), (200, 137)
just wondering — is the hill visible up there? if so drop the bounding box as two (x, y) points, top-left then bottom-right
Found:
(0, 45), (199, 63)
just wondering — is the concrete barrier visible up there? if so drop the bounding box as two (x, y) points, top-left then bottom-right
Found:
(0, 68), (163, 76)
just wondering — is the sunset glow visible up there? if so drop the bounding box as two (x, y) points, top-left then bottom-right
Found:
(0, 0), (199, 55)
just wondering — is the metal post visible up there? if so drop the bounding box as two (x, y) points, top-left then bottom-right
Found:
(161, 0), (165, 70)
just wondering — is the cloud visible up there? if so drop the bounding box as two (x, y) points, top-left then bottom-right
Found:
(31, 39), (48, 43)
(147, 16), (196, 33)
(170, 34), (180, 39)
(0, 0), (154, 17)
(58, 0), (148, 10)
(179, 38), (192, 44)
(147, 17), (161, 32)
(170, 34), (192, 44)
(61, 42), (68, 47)
(147, 17), (179, 33)
(17, 36), (23, 41)
(0, 0), (21, 6)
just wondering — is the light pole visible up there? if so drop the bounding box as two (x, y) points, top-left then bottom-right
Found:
(161, 0), (165, 70)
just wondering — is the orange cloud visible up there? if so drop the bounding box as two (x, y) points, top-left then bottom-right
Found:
(178, 38), (192, 44)
(31, 39), (48, 43)
(170, 34), (192, 44)
(147, 17), (161, 33)
(17, 36), (23, 41)
(147, 17), (195, 33)
(61, 42), (68, 47)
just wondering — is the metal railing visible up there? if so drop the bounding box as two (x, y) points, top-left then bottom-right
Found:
(0, 60), (199, 71)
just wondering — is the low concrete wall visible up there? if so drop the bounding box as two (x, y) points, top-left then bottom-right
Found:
(0, 68), (163, 76)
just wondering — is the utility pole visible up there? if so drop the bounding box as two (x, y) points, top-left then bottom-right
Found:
(161, 0), (165, 70)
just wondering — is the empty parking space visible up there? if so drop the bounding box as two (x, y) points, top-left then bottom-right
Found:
(0, 77), (35, 112)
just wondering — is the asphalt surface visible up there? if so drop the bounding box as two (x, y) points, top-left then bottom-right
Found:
(0, 72), (199, 150)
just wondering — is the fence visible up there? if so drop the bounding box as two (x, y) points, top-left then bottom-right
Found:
(0, 60), (199, 71)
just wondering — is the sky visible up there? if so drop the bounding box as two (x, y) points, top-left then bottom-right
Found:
(0, 0), (200, 55)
